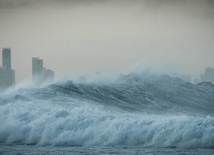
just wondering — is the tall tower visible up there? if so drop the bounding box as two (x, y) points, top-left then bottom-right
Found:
(0, 48), (15, 90)
(32, 57), (43, 84)
(32, 57), (54, 85)
(2, 48), (11, 70)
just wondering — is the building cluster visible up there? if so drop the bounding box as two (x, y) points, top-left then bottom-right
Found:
(32, 57), (54, 85)
(0, 48), (54, 90)
(200, 67), (214, 83)
(1, 47), (214, 90)
(0, 48), (15, 90)
(192, 67), (214, 84)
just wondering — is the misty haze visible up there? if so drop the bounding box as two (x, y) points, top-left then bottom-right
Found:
(0, 0), (214, 155)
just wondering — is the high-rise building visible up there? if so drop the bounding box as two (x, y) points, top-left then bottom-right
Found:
(0, 67), (15, 88)
(200, 67), (214, 83)
(32, 57), (43, 77)
(32, 57), (54, 85)
(0, 48), (15, 90)
(2, 48), (11, 70)
(32, 57), (43, 85)
(43, 68), (54, 82)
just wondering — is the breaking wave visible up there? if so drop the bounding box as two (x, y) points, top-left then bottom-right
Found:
(0, 73), (214, 148)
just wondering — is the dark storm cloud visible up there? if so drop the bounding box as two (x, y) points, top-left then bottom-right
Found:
(0, 0), (29, 9)
(0, 0), (108, 9)
(0, 0), (193, 9)
(143, 0), (186, 7)
(1, 0), (214, 16)
(0, 0), (214, 10)
(206, 0), (214, 6)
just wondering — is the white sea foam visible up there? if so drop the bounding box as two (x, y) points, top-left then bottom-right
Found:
(0, 74), (214, 148)
(0, 97), (214, 148)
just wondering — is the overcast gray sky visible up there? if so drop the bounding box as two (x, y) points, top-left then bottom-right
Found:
(0, 0), (214, 83)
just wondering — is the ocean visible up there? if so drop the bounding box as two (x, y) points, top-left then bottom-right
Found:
(0, 73), (214, 155)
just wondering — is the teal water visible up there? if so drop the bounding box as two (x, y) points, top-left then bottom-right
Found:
(0, 74), (214, 153)
(1, 145), (213, 155)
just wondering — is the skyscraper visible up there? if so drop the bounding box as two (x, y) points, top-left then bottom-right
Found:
(32, 57), (54, 85)
(32, 57), (43, 77)
(0, 48), (15, 90)
(2, 48), (11, 70)
(200, 67), (214, 83)
(32, 57), (43, 84)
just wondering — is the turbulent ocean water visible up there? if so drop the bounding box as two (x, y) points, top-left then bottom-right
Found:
(0, 73), (214, 155)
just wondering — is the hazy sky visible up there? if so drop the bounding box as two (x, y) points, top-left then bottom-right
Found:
(0, 0), (214, 83)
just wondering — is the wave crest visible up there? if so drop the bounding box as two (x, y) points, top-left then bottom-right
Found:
(0, 73), (214, 148)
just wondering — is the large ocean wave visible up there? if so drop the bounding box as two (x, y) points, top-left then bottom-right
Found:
(0, 73), (214, 148)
